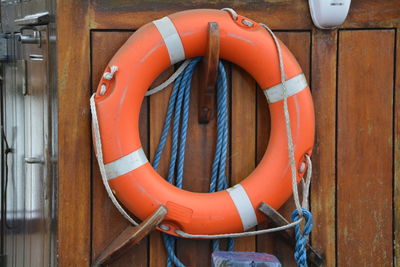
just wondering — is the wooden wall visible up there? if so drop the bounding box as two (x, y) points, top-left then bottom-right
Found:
(57, 1), (400, 266)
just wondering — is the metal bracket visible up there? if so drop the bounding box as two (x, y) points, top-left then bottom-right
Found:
(258, 202), (325, 266)
(14, 12), (50, 26)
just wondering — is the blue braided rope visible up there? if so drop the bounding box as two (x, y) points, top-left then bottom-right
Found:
(152, 58), (233, 267)
(291, 208), (313, 267)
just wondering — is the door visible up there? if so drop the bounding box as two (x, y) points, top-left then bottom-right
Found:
(1, 23), (56, 267)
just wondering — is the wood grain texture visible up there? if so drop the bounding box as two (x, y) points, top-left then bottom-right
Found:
(394, 28), (399, 267)
(257, 32), (310, 266)
(174, 67), (213, 267)
(90, 0), (312, 30)
(91, 31), (150, 267)
(57, 0), (91, 266)
(337, 30), (394, 266)
(310, 29), (337, 267)
(89, 0), (400, 30)
(231, 65), (257, 252)
(198, 22), (220, 123)
(93, 206), (167, 267)
(149, 67), (174, 267)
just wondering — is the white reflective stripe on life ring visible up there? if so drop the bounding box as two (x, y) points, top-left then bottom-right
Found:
(264, 73), (308, 104)
(153, 16), (186, 65)
(227, 184), (258, 231)
(104, 148), (148, 180)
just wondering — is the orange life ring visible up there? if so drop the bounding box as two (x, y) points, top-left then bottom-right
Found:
(92, 9), (314, 237)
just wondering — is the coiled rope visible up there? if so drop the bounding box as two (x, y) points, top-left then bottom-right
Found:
(291, 209), (313, 267)
(152, 58), (234, 267)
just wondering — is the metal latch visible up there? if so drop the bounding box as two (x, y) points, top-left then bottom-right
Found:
(18, 28), (41, 46)
(14, 11), (49, 26)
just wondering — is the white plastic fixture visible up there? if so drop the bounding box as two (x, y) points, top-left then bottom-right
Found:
(308, 0), (351, 29)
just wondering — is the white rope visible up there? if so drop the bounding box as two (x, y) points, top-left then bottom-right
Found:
(145, 60), (190, 96)
(103, 65), (118, 80)
(100, 65), (119, 96)
(90, 94), (139, 226)
(301, 155), (312, 210)
(221, 8), (238, 20)
(176, 220), (302, 239)
(260, 23), (303, 216)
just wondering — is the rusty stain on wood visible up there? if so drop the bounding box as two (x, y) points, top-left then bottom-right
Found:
(310, 29), (337, 267)
(57, 0), (92, 266)
(88, 0), (399, 30)
(394, 27), (400, 267)
(337, 30), (394, 266)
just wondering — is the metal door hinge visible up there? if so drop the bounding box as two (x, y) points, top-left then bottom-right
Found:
(24, 157), (45, 164)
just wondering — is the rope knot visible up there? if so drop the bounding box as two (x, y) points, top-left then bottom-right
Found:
(291, 208), (313, 267)
(103, 65), (118, 80)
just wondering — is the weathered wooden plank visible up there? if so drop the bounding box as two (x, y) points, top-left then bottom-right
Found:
(276, 31), (310, 267)
(92, 206), (167, 267)
(231, 65), (257, 251)
(254, 32), (311, 266)
(310, 29), (337, 267)
(395, 27), (400, 267)
(337, 30), (394, 266)
(256, 81), (275, 254)
(57, 0), (92, 265)
(91, 31), (150, 267)
(89, 0), (400, 30)
(90, 0), (312, 30)
(149, 67), (175, 267)
(344, 0), (400, 28)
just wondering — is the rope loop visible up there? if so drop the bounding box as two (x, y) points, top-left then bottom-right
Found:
(291, 208), (313, 267)
(221, 8), (238, 20)
(103, 65), (118, 80)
